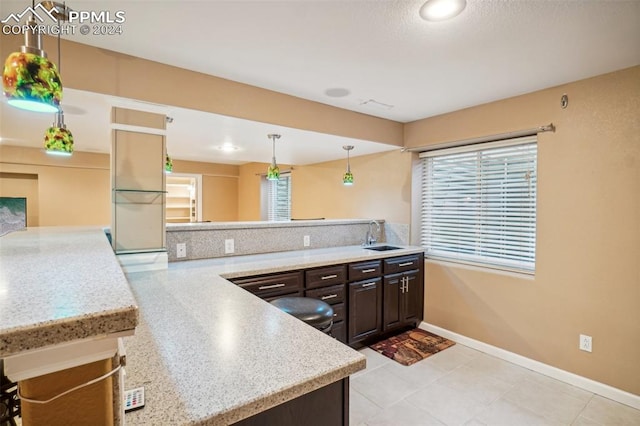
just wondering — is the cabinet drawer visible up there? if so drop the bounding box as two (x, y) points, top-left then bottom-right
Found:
(263, 291), (303, 303)
(232, 271), (303, 298)
(306, 265), (346, 289)
(383, 255), (421, 274)
(305, 284), (345, 305)
(348, 260), (382, 281)
(331, 302), (345, 323)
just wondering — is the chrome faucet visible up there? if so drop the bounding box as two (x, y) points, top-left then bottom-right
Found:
(365, 220), (380, 245)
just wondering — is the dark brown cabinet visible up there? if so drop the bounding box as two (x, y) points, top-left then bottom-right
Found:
(382, 254), (424, 332)
(231, 252), (423, 348)
(348, 278), (382, 344)
(383, 269), (423, 332)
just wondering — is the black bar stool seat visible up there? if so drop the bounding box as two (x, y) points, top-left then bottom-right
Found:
(270, 297), (334, 333)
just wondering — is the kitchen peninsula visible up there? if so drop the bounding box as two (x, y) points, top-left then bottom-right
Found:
(0, 226), (430, 424)
(123, 237), (425, 424)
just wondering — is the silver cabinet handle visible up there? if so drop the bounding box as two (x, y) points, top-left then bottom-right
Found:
(321, 294), (338, 300)
(399, 262), (414, 267)
(362, 282), (377, 288)
(361, 268), (377, 273)
(321, 274), (338, 280)
(258, 283), (286, 290)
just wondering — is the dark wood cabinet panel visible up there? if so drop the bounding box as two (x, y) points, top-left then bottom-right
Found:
(306, 265), (347, 289)
(382, 267), (424, 332)
(305, 284), (345, 305)
(348, 260), (382, 282)
(232, 271), (303, 299)
(263, 291), (304, 303)
(348, 278), (382, 344)
(330, 320), (346, 344)
(402, 270), (423, 325)
(233, 378), (348, 426)
(331, 302), (345, 323)
(383, 273), (402, 331)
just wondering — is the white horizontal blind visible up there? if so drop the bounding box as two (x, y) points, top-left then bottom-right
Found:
(267, 172), (291, 221)
(420, 136), (537, 273)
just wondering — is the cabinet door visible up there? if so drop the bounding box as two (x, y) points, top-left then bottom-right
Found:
(383, 273), (402, 331)
(402, 270), (423, 325)
(348, 278), (382, 344)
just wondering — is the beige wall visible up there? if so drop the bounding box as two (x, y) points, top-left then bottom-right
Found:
(0, 147), (241, 225)
(292, 150), (411, 223)
(405, 66), (640, 395)
(0, 171), (39, 226)
(0, 146), (111, 226)
(172, 160), (239, 221)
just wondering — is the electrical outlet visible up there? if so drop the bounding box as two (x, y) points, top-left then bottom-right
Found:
(303, 235), (310, 247)
(176, 243), (186, 258)
(224, 239), (234, 254)
(579, 334), (592, 352)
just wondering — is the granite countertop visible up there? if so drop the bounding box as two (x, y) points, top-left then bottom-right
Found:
(124, 244), (424, 425)
(0, 227), (138, 357)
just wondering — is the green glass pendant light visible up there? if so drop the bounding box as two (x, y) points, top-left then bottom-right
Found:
(343, 145), (354, 185)
(43, 2), (73, 155)
(3, 1), (63, 113)
(267, 134), (281, 181)
(44, 111), (73, 155)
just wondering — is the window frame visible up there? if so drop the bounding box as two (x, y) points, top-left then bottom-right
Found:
(261, 172), (292, 222)
(418, 136), (538, 274)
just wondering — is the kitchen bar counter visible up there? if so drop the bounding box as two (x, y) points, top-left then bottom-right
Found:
(124, 244), (424, 425)
(0, 227), (138, 357)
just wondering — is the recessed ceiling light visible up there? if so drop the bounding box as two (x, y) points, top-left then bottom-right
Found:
(419, 0), (466, 22)
(325, 88), (351, 98)
(216, 142), (239, 152)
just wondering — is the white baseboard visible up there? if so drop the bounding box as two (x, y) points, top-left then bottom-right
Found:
(420, 322), (640, 410)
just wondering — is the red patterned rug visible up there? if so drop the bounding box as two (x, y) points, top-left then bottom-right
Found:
(369, 328), (456, 366)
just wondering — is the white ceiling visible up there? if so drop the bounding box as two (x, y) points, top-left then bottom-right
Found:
(1, 0), (639, 164)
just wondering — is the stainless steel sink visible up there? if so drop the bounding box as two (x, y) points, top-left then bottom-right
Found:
(364, 245), (402, 251)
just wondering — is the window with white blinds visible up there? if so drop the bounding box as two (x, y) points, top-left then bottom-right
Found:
(267, 173), (291, 221)
(419, 136), (537, 273)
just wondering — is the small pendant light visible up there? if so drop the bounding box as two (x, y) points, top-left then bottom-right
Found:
(3, 1), (63, 113)
(343, 145), (354, 186)
(43, 2), (73, 156)
(267, 133), (281, 181)
(165, 154), (173, 173)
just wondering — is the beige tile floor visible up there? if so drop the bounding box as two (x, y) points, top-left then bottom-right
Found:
(350, 344), (640, 426)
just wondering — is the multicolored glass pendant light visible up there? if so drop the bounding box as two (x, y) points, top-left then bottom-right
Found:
(3, 10), (62, 113)
(267, 134), (281, 181)
(44, 110), (73, 155)
(43, 2), (73, 155)
(165, 154), (173, 173)
(343, 145), (354, 186)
